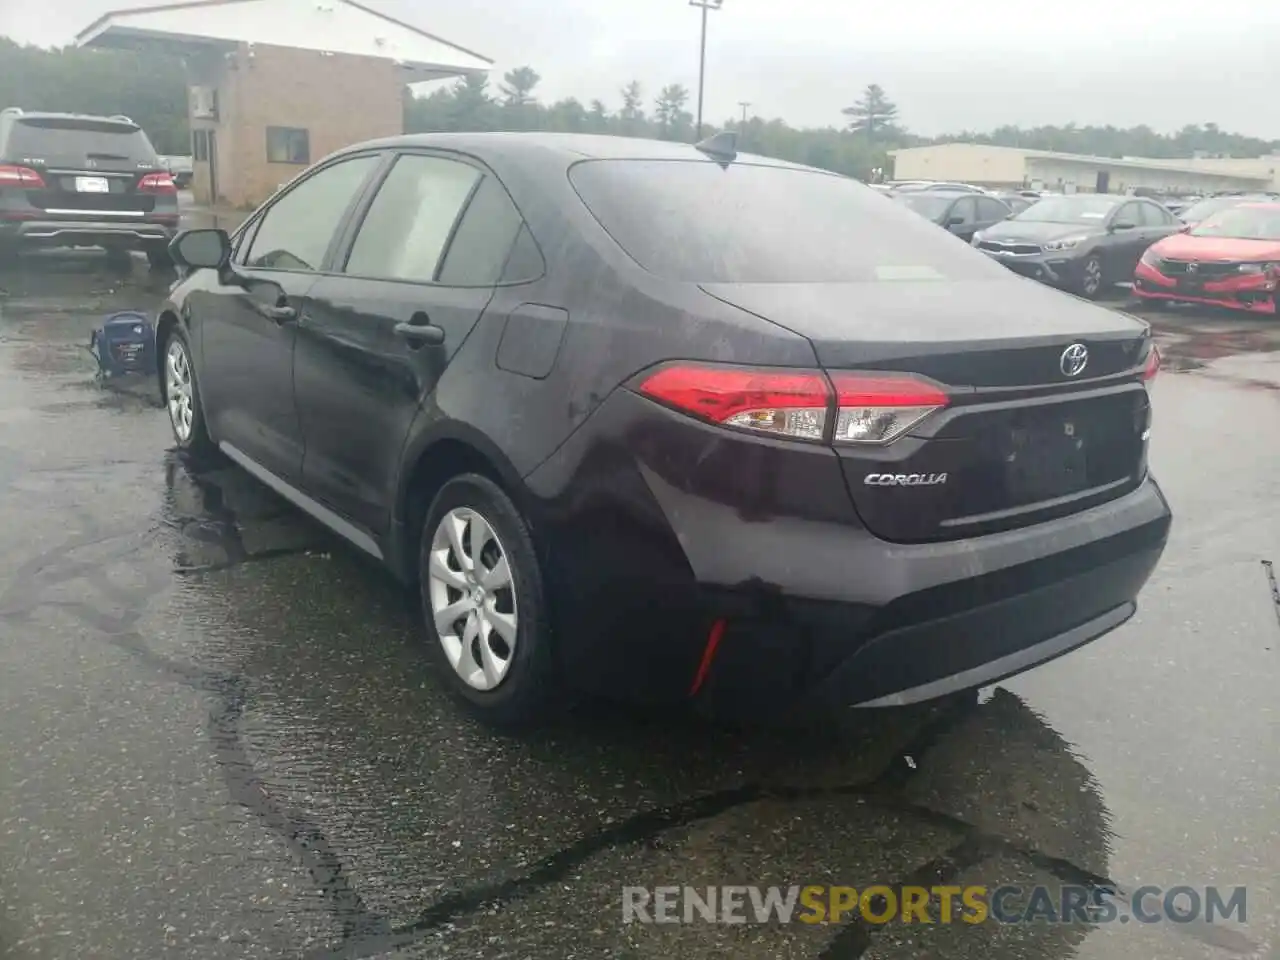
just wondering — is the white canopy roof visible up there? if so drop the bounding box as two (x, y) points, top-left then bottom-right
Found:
(76, 0), (492, 81)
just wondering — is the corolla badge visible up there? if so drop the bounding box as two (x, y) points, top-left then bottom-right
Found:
(1060, 342), (1089, 377)
(864, 473), (948, 487)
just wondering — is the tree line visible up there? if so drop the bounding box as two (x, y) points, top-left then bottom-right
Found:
(3, 38), (1277, 181)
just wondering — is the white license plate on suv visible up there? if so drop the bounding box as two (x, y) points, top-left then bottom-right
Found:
(75, 176), (110, 193)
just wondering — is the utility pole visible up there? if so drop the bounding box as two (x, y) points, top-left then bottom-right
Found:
(689, 0), (723, 140)
(738, 101), (750, 126)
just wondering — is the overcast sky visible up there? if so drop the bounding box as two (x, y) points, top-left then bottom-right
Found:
(4, 0), (1280, 140)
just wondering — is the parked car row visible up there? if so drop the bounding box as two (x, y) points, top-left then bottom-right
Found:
(966, 191), (1279, 314)
(973, 194), (1183, 298)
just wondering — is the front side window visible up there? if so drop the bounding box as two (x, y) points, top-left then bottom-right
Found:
(243, 154), (380, 272)
(345, 155), (481, 283)
(977, 197), (1010, 220)
(950, 197), (977, 224)
(266, 126), (310, 165)
(1113, 203), (1142, 228)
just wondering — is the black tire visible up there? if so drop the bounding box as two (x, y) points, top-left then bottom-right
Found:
(146, 244), (173, 270)
(418, 473), (559, 727)
(104, 247), (133, 272)
(1076, 255), (1104, 299)
(160, 325), (215, 456)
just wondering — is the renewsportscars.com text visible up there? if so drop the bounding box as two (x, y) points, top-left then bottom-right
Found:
(622, 884), (1247, 926)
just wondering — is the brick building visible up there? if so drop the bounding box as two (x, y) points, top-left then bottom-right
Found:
(76, 0), (491, 208)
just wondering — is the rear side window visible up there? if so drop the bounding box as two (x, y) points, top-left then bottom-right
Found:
(569, 159), (1009, 283)
(6, 117), (157, 170)
(345, 154), (480, 283)
(437, 175), (530, 286)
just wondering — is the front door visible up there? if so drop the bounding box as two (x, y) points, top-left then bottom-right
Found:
(295, 153), (528, 534)
(197, 152), (383, 483)
(1098, 201), (1144, 282)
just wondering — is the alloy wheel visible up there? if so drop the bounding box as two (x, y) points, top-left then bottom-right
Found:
(165, 339), (194, 442)
(427, 507), (519, 691)
(1082, 258), (1102, 296)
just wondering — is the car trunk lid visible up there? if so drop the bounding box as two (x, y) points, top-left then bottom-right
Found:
(700, 279), (1153, 542)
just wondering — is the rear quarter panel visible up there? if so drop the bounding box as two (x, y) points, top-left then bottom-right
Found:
(423, 148), (820, 482)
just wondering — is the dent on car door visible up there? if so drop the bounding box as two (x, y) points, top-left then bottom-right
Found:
(197, 152), (384, 483)
(296, 153), (529, 535)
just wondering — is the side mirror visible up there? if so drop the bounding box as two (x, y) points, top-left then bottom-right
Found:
(169, 228), (231, 270)
(1111, 220), (1136, 232)
(1177, 223), (1191, 233)
(946, 216), (965, 227)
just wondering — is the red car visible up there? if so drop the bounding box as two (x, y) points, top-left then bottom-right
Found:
(1133, 202), (1280, 313)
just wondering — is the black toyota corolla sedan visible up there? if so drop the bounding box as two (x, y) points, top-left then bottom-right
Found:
(155, 132), (1171, 725)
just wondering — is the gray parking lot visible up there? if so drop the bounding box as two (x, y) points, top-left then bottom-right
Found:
(0, 251), (1275, 960)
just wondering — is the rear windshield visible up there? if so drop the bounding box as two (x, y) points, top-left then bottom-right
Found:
(568, 159), (1008, 283)
(6, 117), (157, 168)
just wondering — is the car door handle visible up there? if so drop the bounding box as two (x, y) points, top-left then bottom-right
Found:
(394, 321), (445, 346)
(258, 303), (297, 324)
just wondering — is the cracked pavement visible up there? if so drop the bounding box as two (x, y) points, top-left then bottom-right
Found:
(0, 250), (1275, 959)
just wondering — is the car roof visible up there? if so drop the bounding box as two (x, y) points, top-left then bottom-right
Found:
(339, 131), (817, 172)
(1235, 202), (1280, 211)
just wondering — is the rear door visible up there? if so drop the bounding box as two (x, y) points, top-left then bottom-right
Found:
(3, 116), (167, 219)
(296, 151), (526, 533)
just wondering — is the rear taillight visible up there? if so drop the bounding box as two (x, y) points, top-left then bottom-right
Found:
(636, 364), (949, 444)
(1142, 343), (1160, 382)
(638, 365), (830, 440)
(138, 172), (177, 195)
(0, 164), (46, 188)
(828, 373), (950, 444)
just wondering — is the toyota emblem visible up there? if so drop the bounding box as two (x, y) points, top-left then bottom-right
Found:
(1060, 343), (1089, 377)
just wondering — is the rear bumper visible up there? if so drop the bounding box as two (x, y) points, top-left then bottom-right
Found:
(688, 478), (1168, 715)
(524, 388), (1172, 715)
(1133, 264), (1276, 313)
(0, 218), (175, 248)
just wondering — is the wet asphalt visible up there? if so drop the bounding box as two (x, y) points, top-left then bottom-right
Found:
(0, 246), (1275, 960)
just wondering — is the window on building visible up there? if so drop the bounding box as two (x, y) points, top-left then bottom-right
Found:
(344, 154), (481, 283)
(192, 129), (209, 162)
(242, 154), (380, 272)
(266, 126), (310, 165)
